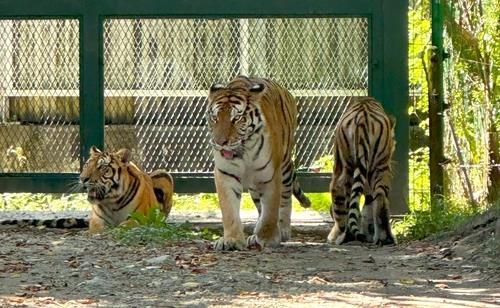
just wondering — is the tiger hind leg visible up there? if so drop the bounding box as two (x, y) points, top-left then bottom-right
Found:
(372, 186), (396, 246)
(327, 181), (350, 245)
(278, 189), (293, 242)
(249, 187), (262, 218)
(361, 195), (374, 243)
(150, 170), (174, 217)
(344, 167), (367, 244)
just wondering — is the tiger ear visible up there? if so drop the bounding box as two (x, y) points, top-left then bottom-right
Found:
(90, 146), (102, 155)
(209, 83), (225, 94)
(115, 148), (131, 163)
(249, 83), (264, 93)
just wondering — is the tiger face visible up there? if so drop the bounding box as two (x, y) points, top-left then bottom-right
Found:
(207, 81), (264, 160)
(79, 146), (130, 203)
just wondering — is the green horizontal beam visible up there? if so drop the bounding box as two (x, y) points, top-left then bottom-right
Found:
(0, 0), (375, 18)
(0, 173), (331, 194)
(0, 174), (80, 193)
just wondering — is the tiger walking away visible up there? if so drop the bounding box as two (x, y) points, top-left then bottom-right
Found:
(207, 75), (311, 251)
(328, 97), (396, 246)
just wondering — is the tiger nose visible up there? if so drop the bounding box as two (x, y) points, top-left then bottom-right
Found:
(79, 176), (89, 185)
(214, 135), (229, 146)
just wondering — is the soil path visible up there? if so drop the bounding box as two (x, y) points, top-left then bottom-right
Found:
(0, 217), (498, 308)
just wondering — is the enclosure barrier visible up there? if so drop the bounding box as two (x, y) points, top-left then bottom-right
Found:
(0, 0), (408, 214)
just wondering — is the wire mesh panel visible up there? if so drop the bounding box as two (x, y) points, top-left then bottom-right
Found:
(408, 2), (431, 208)
(0, 19), (79, 173)
(103, 18), (368, 173)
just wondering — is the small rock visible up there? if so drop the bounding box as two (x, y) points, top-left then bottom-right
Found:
(144, 255), (174, 266)
(147, 280), (163, 288)
(362, 255), (376, 263)
(81, 277), (105, 287)
(220, 286), (234, 294)
(440, 247), (453, 258)
(182, 282), (200, 289)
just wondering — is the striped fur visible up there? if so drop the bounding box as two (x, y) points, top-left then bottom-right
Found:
(207, 76), (311, 251)
(327, 97), (396, 246)
(1, 218), (88, 229)
(80, 146), (174, 234)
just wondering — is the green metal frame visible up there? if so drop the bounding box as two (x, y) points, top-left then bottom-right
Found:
(429, 0), (446, 210)
(0, 0), (408, 214)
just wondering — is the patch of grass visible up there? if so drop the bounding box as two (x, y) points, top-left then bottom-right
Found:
(300, 193), (330, 212)
(108, 207), (219, 245)
(173, 192), (331, 213)
(393, 199), (480, 242)
(0, 193), (89, 211)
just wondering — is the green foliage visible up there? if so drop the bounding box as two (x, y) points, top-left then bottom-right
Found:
(0, 193), (89, 211)
(173, 192), (260, 212)
(301, 193), (330, 212)
(309, 155), (334, 173)
(109, 206), (218, 245)
(393, 199), (479, 241)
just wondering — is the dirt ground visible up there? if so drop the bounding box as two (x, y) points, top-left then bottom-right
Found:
(0, 211), (499, 308)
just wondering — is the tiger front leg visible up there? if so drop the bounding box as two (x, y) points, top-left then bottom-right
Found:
(88, 211), (107, 234)
(247, 178), (281, 248)
(214, 169), (246, 251)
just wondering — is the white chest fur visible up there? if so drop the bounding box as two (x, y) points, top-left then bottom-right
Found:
(213, 131), (275, 189)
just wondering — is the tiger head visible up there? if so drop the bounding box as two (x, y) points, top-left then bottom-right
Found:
(79, 146), (131, 203)
(207, 77), (265, 159)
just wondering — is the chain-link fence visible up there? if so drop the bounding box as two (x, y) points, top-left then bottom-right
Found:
(0, 18), (369, 175)
(0, 20), (80, 173)
(441, 1), (497, 205)
(102, 18), (368, 173)
(408, 1), (431, 210)
(408, 0), (497, 209)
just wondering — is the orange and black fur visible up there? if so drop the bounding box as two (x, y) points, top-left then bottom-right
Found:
(79, 147), (174, 233)
(207, 76), (310, 251)
(0, 147), (173, 232)
(328, 97), (396, 246)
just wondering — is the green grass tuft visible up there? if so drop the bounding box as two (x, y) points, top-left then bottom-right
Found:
(108, 206), (218, 245)
(393, 199), (480, 242)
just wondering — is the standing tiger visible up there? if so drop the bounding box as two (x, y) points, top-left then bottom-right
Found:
(328, 97), (396, 246)
(207, 76), (311, 251)
(80, 146), (174, 234)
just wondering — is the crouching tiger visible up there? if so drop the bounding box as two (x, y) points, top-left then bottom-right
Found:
(80, 146), (174, 234)
(328, 97), (396, 246)
(0, 147), (174, 233)
(207, 76), (311, 251)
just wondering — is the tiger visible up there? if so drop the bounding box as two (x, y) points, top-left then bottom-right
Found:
(79, 146), (174, 234)
(327, 96), (396, 246)
(207, 75), (311, 251)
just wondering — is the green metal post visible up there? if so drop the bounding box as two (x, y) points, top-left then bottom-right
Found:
(80, 9), (105, 167)
(429, 0), (446, 210)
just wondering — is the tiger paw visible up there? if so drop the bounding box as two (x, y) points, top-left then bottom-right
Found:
(246, 234), (281, 249)
(327, 228), (351, 245)
(213, 237), (246, 251)
(374, 235), (396, 246)
(327, 226), (342, 244)
(280, 226), (292, 242)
